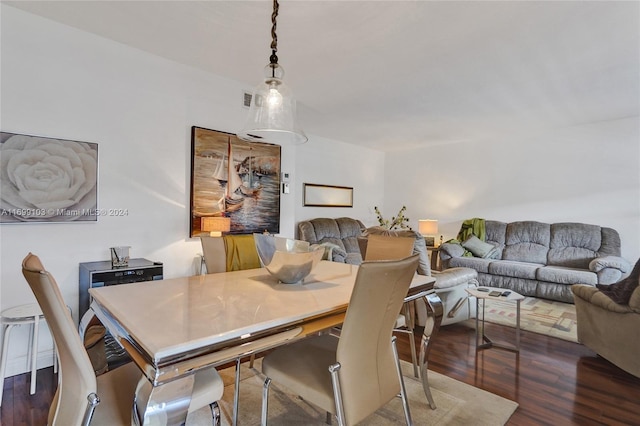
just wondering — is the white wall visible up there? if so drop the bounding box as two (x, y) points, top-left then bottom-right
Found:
(0, 6), (383, 376)
(294, 135), (385, 230)
(385, 118), (640, 262)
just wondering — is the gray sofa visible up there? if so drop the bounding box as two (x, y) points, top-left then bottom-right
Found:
(439, 220), (631, 303)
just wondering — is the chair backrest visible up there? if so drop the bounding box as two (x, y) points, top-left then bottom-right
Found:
(336, 254), (419, 425)
(22, 253), (97, 426)
(201, 234), (261, 273)
(363, 234), (415, 261)
(201, 236), (227, 273)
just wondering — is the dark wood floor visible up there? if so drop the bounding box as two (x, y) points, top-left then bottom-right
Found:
(2, 321), (640, 425)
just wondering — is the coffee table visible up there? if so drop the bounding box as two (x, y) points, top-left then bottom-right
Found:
(466, 286), (524, 352)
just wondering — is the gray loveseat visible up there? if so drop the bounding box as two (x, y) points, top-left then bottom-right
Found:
(439, 220), (631, 303)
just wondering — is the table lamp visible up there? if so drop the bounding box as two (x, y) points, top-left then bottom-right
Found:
(419, 219), (438, 247)
(201, 217), (231, 237)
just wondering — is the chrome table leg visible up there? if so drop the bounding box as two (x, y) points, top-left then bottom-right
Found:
(419, 291), (443, 410)
(134, 375), (194, 426)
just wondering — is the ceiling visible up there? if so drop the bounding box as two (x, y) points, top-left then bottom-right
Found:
(5, 1), (639, 151)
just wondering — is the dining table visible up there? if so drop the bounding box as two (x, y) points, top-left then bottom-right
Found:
(88, 260), (443, 425)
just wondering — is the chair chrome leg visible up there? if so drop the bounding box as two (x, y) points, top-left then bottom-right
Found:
(210, 401), (221, 426)
(261, 377), (272, 426)
(233, 358), (241, 426)
(419, 292), (443, 410)
(403, 302), (420, 378)
(82, 393), (100, 426)
(392, 337), (413, 426)
(329, 363), (346, 426)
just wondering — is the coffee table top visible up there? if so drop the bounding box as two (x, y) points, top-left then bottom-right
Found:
(466, 286), (525, 301)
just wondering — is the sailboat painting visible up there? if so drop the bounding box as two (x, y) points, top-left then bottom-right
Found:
(190, 127), (281, 237)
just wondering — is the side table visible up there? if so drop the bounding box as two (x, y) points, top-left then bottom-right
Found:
(466, 287), (524, 352)
(427, 246), (441, 271)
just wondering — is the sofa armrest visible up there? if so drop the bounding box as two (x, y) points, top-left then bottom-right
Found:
(438, 242), (465, 261)
(310, 242), (345, 262)
(330, 245), (348, 263)
(432, 267), (478, 289)
(571, 284), (634, 314)
(589, 256), (632, 284)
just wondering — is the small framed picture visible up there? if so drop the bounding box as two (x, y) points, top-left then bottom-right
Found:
(303, 183), (353, 207)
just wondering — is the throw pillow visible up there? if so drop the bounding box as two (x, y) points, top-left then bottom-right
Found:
(596, 257), (640, 305)
(462, 235), (496, 258)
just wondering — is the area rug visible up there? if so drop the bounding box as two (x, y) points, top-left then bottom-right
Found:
(469, 296), (577, 342)
(186, 359), (518, 425)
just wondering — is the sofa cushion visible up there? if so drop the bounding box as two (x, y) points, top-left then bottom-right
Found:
(334, 217), (365, 255)
(596, 258), (640, 305)
(462, 235), (498, 258)
(600, 227), (623, 257)
(536, 281), (576, 303)
(485, 220), (508, 246)
(448, 256), (492, 273)
(537, 265), (597, 286)
(488, 260), (539, 280)
(344, 252), (363, 265)
(548, 223), (601, 269)
(503, 221), (550, 264)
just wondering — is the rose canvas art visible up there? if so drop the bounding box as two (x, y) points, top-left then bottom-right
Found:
(0, 132), (98, 223)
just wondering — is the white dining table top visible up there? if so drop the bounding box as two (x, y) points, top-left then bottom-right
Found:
(89, 260), (435, 365)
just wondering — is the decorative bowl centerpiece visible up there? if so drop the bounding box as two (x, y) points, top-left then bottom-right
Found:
(254, 233), (324, 284)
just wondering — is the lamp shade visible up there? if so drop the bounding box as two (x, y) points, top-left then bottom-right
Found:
(238, 64), (307, 145)
(418, 219), (438, 236)
(201, 217), (231, 237)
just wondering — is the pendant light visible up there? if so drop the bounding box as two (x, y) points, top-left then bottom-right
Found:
(238, 0), (308, 145)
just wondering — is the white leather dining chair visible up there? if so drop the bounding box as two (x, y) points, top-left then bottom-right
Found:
(361, 234), (422, 377)
(200, 234), (263, 426)
(261, 254), (420, 426)
(22, 253), (224, 426)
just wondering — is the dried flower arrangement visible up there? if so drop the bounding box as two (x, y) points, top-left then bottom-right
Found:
(374, 206), (412, 230)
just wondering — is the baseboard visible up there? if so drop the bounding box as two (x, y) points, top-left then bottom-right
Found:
(3, 349), (56, 378)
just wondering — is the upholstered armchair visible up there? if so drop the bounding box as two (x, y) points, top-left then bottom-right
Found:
(571, 259), (640, 378)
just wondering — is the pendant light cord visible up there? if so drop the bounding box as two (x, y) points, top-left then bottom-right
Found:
(269, 0), (279, 76)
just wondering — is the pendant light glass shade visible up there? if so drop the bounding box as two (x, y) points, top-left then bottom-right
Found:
(238, 64), (308, 145)
(237, 0), (307, 145)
